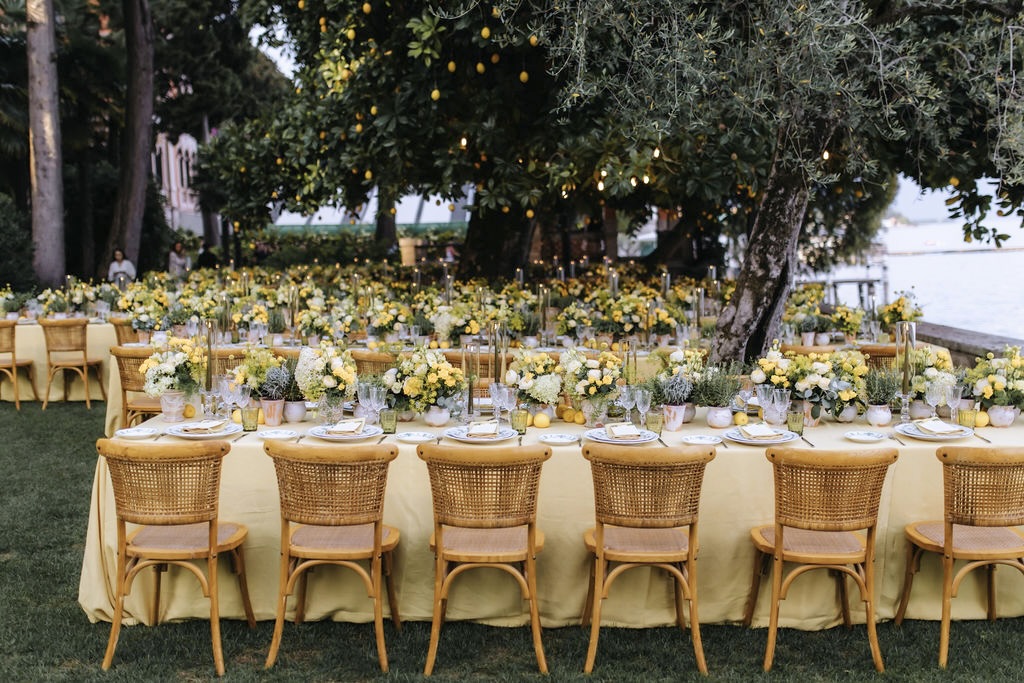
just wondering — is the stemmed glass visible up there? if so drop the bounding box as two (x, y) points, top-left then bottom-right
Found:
(634, 388), (652, 428)
(364, 385), (387, 425)
(489, 383), (509, 425)
(498, 385), (517, 425)
(356, 381), (373, 420)
(618, 385), (636, 425)
(924, 383), (945, 419)
(766, 388), (791, 426)
(945, 384), (963, 425)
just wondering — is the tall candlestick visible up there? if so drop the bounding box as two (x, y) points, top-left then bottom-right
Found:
(557, 266), (565, 282)
(204, 319), (214, 391)
(696, 287), (705, 319)
(661, 271), (671, 298)
(569, 261), (576, 278)
(515, 267), (524, 287)
(466, 341), (479, 415)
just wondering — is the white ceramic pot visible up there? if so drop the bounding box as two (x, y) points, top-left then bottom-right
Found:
(834, 404), (858, 423)
(160, 390), (186, 422)
(423, 405), (451, 427)
(663, 403), (696, 431)
(261, 398), (285, 427)
(801, 332), (816, 346)
(283, 401), (307, 423)
(815, 332), (832, 346)
(705, 406), (733, 429)
(987, 405), (1016, 428)
(865, 404), (892, 427)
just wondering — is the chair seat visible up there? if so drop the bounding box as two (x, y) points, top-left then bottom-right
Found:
(126, 395), (162, 412)
(291, 523), (400, 560)
(752, 525), (866, 564)
(906, 521), (1024, 560)
(128, 521), (248, 560)
(584, 526), (690, 561)
(50, 356), (104, 368)
(430, 526), (545, 563)
(0, 358), (33, 369)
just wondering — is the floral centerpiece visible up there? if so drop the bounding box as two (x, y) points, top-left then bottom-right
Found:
(830, 305), (865, 339)
(37, 288), (70, 316)
(555, 302), (593, 339)
(827, 349), (869, 418)
(751, 343), (837, 419)
(231, 346), (282, 398)
(382, 347), (466, 413)
(560, 348), (622, 402)
(293, 345), (358, 401)
(368, 301), (412, 337)
(966, 346), (1024, 411)
(296, 308), (333, 339)
(877, 290), (923, 332)
(139, 337), (206, 397)
(907, 347), (955, 400)
(504, 350), (563, 407)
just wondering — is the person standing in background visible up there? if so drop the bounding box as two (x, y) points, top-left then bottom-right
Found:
(196, 241), (219, 269)
(107, 248), (136, 282)
(168, 241), (190, 277)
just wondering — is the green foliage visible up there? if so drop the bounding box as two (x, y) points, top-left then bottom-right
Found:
(0, 192), (35, 290)
(865, 368), (901, 406)
(690, 364), (741, 408)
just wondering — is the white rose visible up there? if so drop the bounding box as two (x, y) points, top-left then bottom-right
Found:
(817, 376), (831, 391)
(586, 359), (600, 369)
(669, 350), (684, 363)
(323, 375), (337, 389)
(505, 369), (519, 384)
(750, 369), (766, 384)
(811, 362), (829, 374)
(588, 369), (603, 381)
(795, 379), (810, 392)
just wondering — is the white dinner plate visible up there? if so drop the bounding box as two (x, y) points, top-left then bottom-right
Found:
(538, 433), (579, 446)
(844, 430), (886, 443)
(395, 431), (436, 444)
(165, 422), (243, 440)
(894, 422), (974, 441)
(258, 429), (298, 441)
(679, 434), (723, 445)
(443, 426), (517, 444)
(583, 428), (659, 445)
(722, 427), (798, 446)
(113, 427), (158, 440)
(308, 424), (384, 441)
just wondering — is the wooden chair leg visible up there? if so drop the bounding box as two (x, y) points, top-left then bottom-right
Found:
(674, 565), (686, 629)
(763, 553), (784, 672)
(209, 555), (225, 676)
(836, 569), (851, 627)
(372, 554), (389, 672)
(939, 555), (954, 668)
(743, 550), (769, 626)
(583, 555), (605, 674)
(265, 550), (292, 669)
(525, 555), (547, 674)
(580, 553), (596, 627)
(894, 542), (922, 625)
(687, 557), (708, 674)
(424, 556), (446, 676)
(102, 556), (128, 670)
(986, 564), (997, 621)
(151, 565), (164, 625)
(230, 546), (256, 628)
(383, 550), (402, 630)
(294, 570), (308, 624)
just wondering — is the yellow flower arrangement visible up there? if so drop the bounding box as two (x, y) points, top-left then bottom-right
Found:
(139, 337), (207, 397)
(231, 346), (282, 396)
(560, 348), (623, 400)
(966, 346), (1024, 409)
(382, 347), (466, 412)
(505, 350), (563, 405)
(294, 344), (357, 400)
(877, 290), (923, 331)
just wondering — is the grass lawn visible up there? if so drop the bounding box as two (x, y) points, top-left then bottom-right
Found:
(2, 401), (1023, 681)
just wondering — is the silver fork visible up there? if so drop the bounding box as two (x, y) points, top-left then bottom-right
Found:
(889, 433), (905, 446)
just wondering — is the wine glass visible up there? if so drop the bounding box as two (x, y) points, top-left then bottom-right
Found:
(945, 384), (963, 425)
(924, 383), (944, 419)
(755, 384), (774, 417)
(499, 385), (518, 425)
(618, 385), (636, 425)
(355, 381), (373, 420)
(766, 388), (791, 426)
(364, 385), (387, 425)
(489, 382), (508, 424)
(634, 388), (652, 428)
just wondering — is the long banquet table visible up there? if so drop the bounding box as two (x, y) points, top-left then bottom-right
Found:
(2, 320), (114, 403)
(78, 409), (1024, 631)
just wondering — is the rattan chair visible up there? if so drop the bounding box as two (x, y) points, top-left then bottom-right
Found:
(858, 344), (897, 370)
(110, 345), (162, 428)
(416, 443), (552, 676)
(108, 316), (139, 345)
(351, 348), (398, 377)
(262, 440), (401, 672)
(743, 447), (898, 672)
(894, 446), (1024, 667)
(96, 438), (255, 676)
(210, 347), (246, 378)
(38, 317), (106, 409)
(0, 319), (38, 409)
(581, 443), (716, 674)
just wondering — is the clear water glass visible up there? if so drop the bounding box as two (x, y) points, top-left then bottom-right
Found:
(945, 384), (963, 424)
(634, 388), (652, 428)
(618, 385), (636, 424)
(925, 383), (945, 419)
(489, 382), (508, 424)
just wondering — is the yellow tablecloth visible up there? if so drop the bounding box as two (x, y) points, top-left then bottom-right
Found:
(78, 410), (1024, 629)
(2, 320), (114, 403)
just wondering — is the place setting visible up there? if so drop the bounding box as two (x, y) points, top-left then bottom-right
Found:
(583, 421), (660, 446)
(893, 417), (974, 442)
(443, 419), (517, 444)
(164, 418), (243, 440)
(307, 417), (384, 441)
(722, 421), (799, 446)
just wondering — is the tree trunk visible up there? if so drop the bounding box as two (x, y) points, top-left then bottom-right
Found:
(374, 190), (397, 254)
(26, 0), (65, 287)
(602, 205), (619, 262)
(710, 164), (810, 363)
(106, 0), (154, 267)
(458, 209), (530, 281)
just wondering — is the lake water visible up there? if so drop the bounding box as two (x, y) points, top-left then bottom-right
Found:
(825, 219), (1024, 340)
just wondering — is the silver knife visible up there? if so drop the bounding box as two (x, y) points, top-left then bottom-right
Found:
(974, 432), (993, 444)
(800, 435), (815, 448)
(294, 434), (305, 443)
(889, 433), (905, 445)
(657, 437), (669, 447)
(375, 434), (387, 444)
(231, 433), (246, 442)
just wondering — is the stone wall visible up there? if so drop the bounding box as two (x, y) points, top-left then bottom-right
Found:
(916, 321), (1024, 367)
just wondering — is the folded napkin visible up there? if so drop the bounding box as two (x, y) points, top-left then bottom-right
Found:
(181, 419), (228, 434)
(915, 418), (962, 435)
(605, 422), (642, 440)
(738, 423), (782, 440)
(326, 418), (365, 435)
(467, 419), (500, 437)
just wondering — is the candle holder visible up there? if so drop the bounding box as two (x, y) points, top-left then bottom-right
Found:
(895, 321), (916, 424)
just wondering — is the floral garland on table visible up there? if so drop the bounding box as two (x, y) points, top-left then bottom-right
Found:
(139, 337), (206, 397)
(504, 350), (563, 406)
(382, 347), (466, 413)
(230, 346), (282, 397)
(907, 347), (954, 400)
(966, 346), (1024, 410)
(560, 348), (623, 402)
(830, 305), (865, 338)
(293, 345), (357, 401)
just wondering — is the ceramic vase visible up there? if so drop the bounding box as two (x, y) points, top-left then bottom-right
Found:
(261, 398), (285, 427)
(423, 405), (451, 427)
(663, 404), (696, 431)
(834, 404), (858, 423)
(865, 404), (892, 427)
(705, 406), (733, 429)
(908, 400), (932, 420)
(159, 390), (186, 422)
(283, 401), (307, 423)
(987, 405), (1017, 428)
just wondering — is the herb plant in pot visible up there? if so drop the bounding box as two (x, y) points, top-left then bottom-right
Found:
(658, 372), (695, 431)
(864, 369), (900, 427)
(259, 365), (291, 426)
(282, 359), (307, 423)
(691, 365), (741, 429)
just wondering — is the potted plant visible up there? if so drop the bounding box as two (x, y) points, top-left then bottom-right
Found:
(281, 359), (307, 423)
(691, 364), (740, 428)
(864, 369), (900, 426)
(658, 372), (695, 430)
(259, 365), (291, 426)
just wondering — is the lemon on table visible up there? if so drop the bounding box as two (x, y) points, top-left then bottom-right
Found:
(574, 411), (586, 425)
(975, 410), (990, 428)
(733, 411), (749, 426)
(555, 404), (566, 419)
(562, 407), (576, 423)
(231, 409), (241, 424)
(526, 413), (534, 427)
(182, 404), (196, 419)
(258, 408), (266, 425)
(533, 413), (551, 429)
